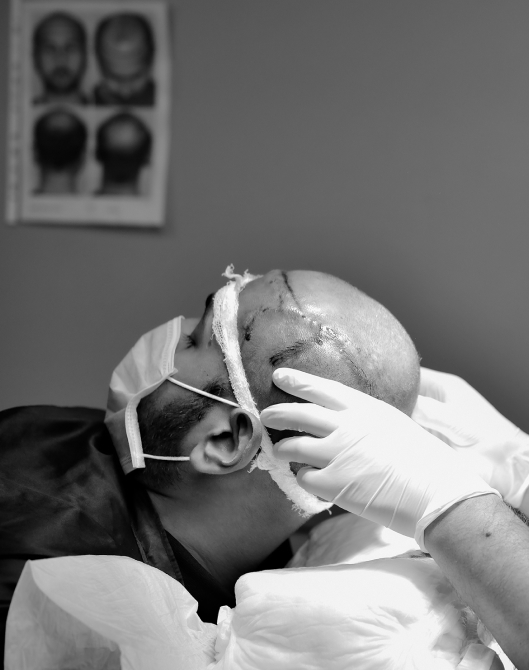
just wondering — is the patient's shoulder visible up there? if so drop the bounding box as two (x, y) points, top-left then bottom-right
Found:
(0, 404), (104, 425)
(0, 405), (111, 474)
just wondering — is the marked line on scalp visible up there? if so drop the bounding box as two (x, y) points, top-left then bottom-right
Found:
(280, 270), (304, 312)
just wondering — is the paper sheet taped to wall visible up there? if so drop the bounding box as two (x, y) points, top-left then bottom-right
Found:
(6, 0), (171, 227)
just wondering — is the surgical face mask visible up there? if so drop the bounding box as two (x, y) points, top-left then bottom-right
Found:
(105, 316), (239, 473)
(213, 266), (332, 517)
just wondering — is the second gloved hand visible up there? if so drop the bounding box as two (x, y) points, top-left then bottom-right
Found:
(260, 368), (500, 550)
(413, 368), (529, 512)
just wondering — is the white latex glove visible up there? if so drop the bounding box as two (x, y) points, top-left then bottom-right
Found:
(260, 368), (500, 551)
(413, 368), (529, 512)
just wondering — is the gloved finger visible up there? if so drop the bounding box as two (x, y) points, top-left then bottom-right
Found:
(413, 396), (476, 447)
(295, 466), (332, 501)
(418, 367), (448, 401)
(412, 395), (447, 425)
(418, 370), (514, 432)
(261, 402), (340, 437)
(272, 368), (370, 411)
(273, 435), (334, 469)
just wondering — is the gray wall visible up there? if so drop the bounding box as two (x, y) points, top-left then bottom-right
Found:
(1, 1), (528, 431)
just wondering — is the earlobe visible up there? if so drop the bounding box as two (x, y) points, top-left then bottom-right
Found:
(190, 408), (262, 475)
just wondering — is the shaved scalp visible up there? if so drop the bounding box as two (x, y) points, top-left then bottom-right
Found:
(238, 270), (420, 416)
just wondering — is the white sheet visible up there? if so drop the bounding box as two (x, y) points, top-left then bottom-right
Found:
(5, 514), (501, 670)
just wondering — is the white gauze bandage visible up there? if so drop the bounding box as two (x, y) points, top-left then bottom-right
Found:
(212, 266), (333, 517)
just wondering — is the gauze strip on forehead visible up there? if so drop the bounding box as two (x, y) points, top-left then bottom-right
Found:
(212, 265), (332, 516)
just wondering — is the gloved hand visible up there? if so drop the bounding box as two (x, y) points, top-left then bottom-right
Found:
(260, 368), (500, 550)
(413, 368), (529, 512)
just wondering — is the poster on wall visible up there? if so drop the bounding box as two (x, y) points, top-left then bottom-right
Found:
(6, 0), (171, 227)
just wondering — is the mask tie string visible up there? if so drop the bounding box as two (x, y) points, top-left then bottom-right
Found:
(167, 377), (239, 408)
(144, 455), (191, 461)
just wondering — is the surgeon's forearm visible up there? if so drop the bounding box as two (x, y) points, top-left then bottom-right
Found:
(424, 494), (529, 670)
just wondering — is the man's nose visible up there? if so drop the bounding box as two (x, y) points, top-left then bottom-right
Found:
(55, 45), (75, 65)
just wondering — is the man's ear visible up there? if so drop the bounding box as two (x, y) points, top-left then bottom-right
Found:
(190, 407), (263, 475)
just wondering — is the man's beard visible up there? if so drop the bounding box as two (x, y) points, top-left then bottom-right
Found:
(136, 378), (232, 490)
(46, 68), (81, 93)
(136, 392), (214, 490)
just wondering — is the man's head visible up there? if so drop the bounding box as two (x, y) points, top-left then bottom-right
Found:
(134, 270), (420, 492)
(33, 13), (87, 95)
(34, 108), (87, 173)
(95, 112), (151, 192)
(95, 13), (154, 82)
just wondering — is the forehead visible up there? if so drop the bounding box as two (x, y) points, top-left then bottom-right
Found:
(229, 269), (352, 373)
(234, 270), (320, 360)
(238, 270), (294, 314)
(101, 20), (149, 49)
(40, 19), (81, 44)
(206, 272), (287, 369)
(236, 269), (330, 331)
(236, 270), (331, 322)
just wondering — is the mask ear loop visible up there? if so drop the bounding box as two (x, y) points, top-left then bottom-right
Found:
(144, 455), (191, 461)
(143, 376), (240, 462)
